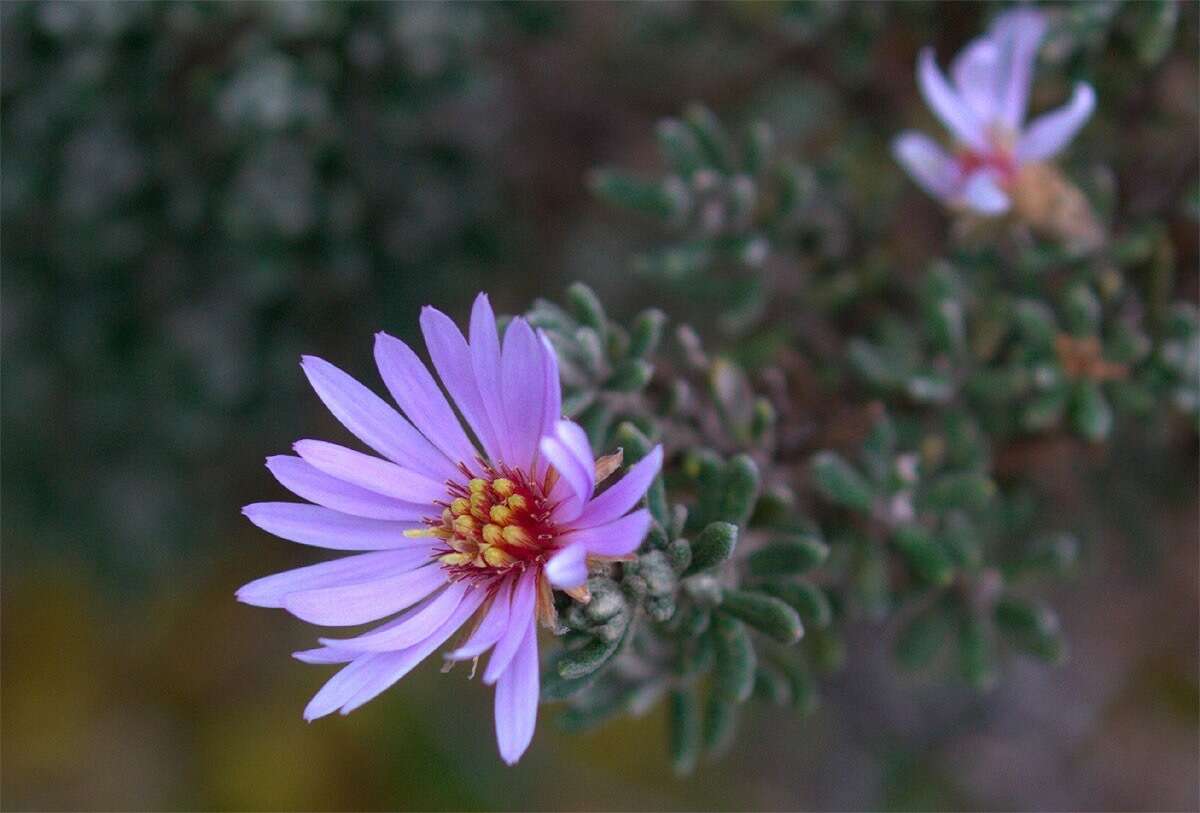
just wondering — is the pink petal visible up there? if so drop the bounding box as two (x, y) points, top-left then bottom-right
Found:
(319, 581), (473, 652)
(266, 456), (428, 521)
(445, 577), (514, 661)
(336, 587), (486, 716)
(951, 38), (1001, 122)
(992, 7), (1047, 130)
(303, 652), (395, 721)
(540, 420), (595, 522)
(917, 47), (988, 151)
(959, 169), (1011, 215)
(303, 588), (487, 720)
(892, 132), (961, 202)
(283, 562), (447, 626)
(420, 305), (503, 464)
(483, 567), (538, 685)
(300, 356), (457, 480)
(1016, 83), (1096, 163)
(545, 543), (588, 589)
(573, 445), (663, 530)
(236, 548), (432, 608)
(293, 440), (447, 505)
(374, 332), (480, 467)
(500, 318), (550, 472)
(470, 293), (514, 466)
(537, 333), (563, 456)
(293, 647), (355, 664)
(242, 502), (419, 550)
(561, 509), (652, 558)
(493, 615), (539, 765)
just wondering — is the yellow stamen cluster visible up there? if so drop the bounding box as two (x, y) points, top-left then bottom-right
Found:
(426, 475), (552, 571)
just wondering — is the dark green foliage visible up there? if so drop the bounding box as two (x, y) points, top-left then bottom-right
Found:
(712, 614), (757, 703)
(668, 689), (701, 776)
(719, 589), (804, 644)
(684, 522), (739, 577)
(535, 19), (1194, 766)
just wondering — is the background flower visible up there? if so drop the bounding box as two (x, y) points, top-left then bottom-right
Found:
(893, 7), (1097, 214)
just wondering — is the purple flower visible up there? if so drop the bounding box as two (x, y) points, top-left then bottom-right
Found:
(893, 7), (1095, 215)
(238, 293), (662, 765)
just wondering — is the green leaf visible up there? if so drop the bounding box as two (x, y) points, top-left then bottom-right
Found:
(994, 596), (1067, 664)
(589, 169), (684, 221)
(1013, 300), (1058, 348)
(566, 282), (607, 340)
(684, 104), (734, 173)
(1071, 380), (1112, 442)
(958, 615), (998, 691)
(741, 121), (773, 176)
(656, 118), (706, 177)
(702, 693), (738, 756)
(810, 451), (874, 511)
(668, 688), (701, 776)
(628, 308), (667, 358)
(712, 614), (756, 703)
(719, 454), (761, 525)
(747, 535), (829, 577)
(758, 581), (833, 628)
(719, 589), (804, 644)
(606, 358), (653, 392)
(1063, 284), (1101, 336)
(892, 525), (955, 586)
(753, 665), (791, 705)
(684, 522), (739, 577)
(919, 472), (996, 512)
(771, 651), (817, 715)
(556, 637), (624, 681)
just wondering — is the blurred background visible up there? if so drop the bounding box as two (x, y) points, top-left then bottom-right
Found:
(2, 2), (1197, 810)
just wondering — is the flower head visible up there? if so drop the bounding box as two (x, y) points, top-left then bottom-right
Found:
(893, 7), (1096, 215)
(238, 293), (662, 764)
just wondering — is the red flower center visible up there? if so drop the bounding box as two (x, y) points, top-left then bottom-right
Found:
(427, 463), (561, 581)
(955, 145), (1017, 186)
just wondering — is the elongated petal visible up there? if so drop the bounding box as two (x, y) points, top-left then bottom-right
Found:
(545, 543), (588, 589)
(537, 333), (562, 448)
(300, 356), (457, 480)
(336, 587), (486, 716)
(470, 293), (514, 465)
(892, 132), (960, 202)
(540, 420), (594, 522)
(374, 332), (479, 466)
(419, 305), (502, 463)
(500, 318), (549, 471)
(320, 581), (472, 652)
(959, 169), (1011, 215)
(284, 563), (446, 626)
(494, 616), (539, 765)
(293, 647), (356, 664)
(242, 502), (418, 550)
(560, 509), (652, 558)
(237, 548), (431, 608)
(445, 578), (514, 661)
(952, 38), (1001, 122)
(483, 567), (537, 684)
(266, 456), (429, 521)
(917, 47), (987, 151)
(1016, 83), (1096, 162)
(293, 440), (447, 504)
(573, 445), (663, 529)
(993, 7), (1047, 129)
(303, 653), (395, 721)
